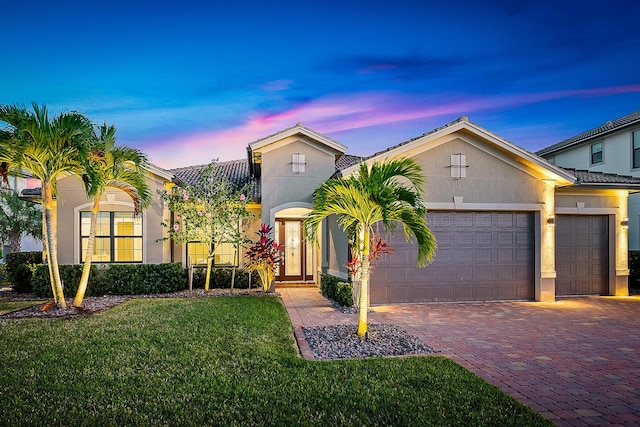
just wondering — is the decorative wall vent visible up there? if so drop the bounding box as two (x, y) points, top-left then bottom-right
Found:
(449, 153), (468, 179)
(291, 153), (306, 173)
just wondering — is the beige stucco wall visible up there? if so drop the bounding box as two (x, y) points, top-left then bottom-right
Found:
(55, 171), (170, 265)
(259, 136), (339, 223)
(409, 136), (546, 206)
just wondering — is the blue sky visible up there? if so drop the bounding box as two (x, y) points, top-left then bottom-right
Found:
(2, 0), (639, 169)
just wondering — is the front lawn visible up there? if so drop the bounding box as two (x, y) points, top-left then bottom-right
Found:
(0, 300), (46, 315)
(0, 297), (551, 426)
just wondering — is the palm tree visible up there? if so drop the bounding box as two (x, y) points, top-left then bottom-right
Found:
(305, 158), (437, 337)
(73, 123), (151, 307)
(0, 103), (97, 308)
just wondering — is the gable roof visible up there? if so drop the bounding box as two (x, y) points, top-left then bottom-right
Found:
(536, 110), (640, 156)
(338, 116), (577, 185)
(247, 122), (348, 154)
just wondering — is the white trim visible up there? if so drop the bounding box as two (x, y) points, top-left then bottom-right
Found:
(426, 201), (545, 211)
(249, 125), (347, 154)
(269, 201), (313, 228)
(341, 119), (576, 185)
(555, 207), (618, 215)
(73, 201), (145, 264)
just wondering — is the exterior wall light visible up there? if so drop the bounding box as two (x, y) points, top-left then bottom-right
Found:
(622, 217), (629, 229)
(547, 215), (555, 227)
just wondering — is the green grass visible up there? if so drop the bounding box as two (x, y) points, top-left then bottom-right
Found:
(0, 300), (45, 315)
(0, 297), (551, 426)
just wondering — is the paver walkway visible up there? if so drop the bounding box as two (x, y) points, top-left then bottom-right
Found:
(279, 287), (640, 427)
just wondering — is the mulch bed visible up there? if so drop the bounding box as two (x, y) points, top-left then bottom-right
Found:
(0, 287), (269, 319)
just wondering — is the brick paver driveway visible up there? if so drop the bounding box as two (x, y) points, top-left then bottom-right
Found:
(280, 288), (640, 426)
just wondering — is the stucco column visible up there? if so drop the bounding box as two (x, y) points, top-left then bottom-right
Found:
(537, 180), (556, 302)
(614, 190), (630, 296)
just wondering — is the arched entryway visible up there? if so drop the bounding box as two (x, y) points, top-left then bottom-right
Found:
(272, 206), (315, 284)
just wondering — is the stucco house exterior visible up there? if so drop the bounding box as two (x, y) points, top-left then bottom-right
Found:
(536, 110), (640, 250)
(1, 173), (43, 260)
(49, 117), (640, 303)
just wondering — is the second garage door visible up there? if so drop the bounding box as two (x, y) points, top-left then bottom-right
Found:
(555, 215), (609, 296)
(370, 211), (535, 304)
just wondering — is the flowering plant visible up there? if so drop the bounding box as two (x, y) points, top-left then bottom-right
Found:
(244, 224), (281, 292)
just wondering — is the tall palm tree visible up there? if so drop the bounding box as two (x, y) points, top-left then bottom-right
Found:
(305, 158), (437, 337)
(0, 103), (97, 308)
(73, 123), (151, 307)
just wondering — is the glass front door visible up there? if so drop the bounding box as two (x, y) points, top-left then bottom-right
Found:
(276, 219), (313, 282)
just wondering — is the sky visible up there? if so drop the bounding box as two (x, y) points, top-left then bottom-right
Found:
(2, 0), (640, 169)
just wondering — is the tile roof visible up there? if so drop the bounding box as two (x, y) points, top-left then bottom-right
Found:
(170, 159), (261, 200)
(536, 110), (640, 156)
(559, 167), (640, 187)
(335, 154), (362, 170)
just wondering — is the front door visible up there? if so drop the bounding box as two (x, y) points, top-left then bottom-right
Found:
(276, 220), (313, 282)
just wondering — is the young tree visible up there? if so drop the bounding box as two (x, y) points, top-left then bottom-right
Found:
(305, 158), (437, 337)
(159, 162), (251, 290)
(73, 123), (151, 307)
(0, 103), (97, 308)
(0, 189), (42, 253)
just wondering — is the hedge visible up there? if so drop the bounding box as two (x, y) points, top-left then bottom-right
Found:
(189, 267), (258, 289)
(31, 263), (188, 297)
(5, 251), (42, 293)
(629, 250), (640, 289)
(320, 274), (353, 307)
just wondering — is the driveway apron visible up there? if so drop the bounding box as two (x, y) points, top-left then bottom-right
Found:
(279, 288), (640, 426)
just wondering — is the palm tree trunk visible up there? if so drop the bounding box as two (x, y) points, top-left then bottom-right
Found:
(357, 226), (370, 337)
(44, 183), (66, 308)
(74, 195), (100, 307)
(42, 207), (56, 303)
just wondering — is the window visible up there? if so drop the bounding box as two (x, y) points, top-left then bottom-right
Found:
(591, 142), (603, 165)
(633, 131), (640, 169)
(80, 212), (142, 263)
(547, 157), (555, 165)
(187, 242), (238, 266)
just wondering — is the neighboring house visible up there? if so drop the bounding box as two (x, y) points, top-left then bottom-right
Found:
(48, 119), (640, 303)
(1, 174), (43, 260)
(536, 110), (640, 249)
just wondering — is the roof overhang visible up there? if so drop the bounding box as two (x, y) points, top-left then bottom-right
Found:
(340, 117), (576, 186)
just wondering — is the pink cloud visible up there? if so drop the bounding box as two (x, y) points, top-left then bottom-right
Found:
(146, 83), (640, 169)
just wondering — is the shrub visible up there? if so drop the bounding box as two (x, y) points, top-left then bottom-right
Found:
(32, 264), (89, 298)
(320, 274), (353, 307)
(0, 263), (6, 285)
(190, 266), (258, 289)
(32, 263), (187, 297)
(5, 251), (42, 291)
(629, 251), (640, 290)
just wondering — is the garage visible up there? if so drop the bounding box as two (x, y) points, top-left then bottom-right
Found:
(370, 211), (535, 304)
(555, 215), (609, 296)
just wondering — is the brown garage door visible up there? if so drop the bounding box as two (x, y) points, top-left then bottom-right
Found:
(370, 211), (534, 304)
(556, 215), (608, 296)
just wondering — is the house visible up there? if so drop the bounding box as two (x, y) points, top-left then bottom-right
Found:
(536, 110), (640, 250)
(49, 118), (640, 303)
(1, 173), (43, 260)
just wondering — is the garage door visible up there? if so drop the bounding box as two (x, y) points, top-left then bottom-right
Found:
(370, 211), (534, 304)
(556, 215), (608, 296)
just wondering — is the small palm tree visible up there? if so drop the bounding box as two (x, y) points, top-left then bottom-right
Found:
(73, 123), (151, 307)
(0, 103), (97, 308)
(305, 158), (437, 337)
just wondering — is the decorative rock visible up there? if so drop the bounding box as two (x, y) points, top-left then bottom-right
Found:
(302, 323), (437, 360)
